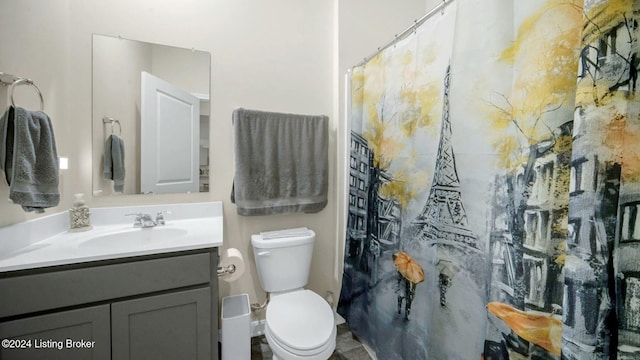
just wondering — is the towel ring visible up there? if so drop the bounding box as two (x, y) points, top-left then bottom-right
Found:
(112, 120), (122, 135)
(103, 117), (122, 135)
(9, 78), (44, 111)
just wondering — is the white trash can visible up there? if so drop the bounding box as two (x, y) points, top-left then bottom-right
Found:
(221, 293), (251, 360)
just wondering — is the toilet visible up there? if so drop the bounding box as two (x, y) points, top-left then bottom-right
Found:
(252, 227), (336, 360)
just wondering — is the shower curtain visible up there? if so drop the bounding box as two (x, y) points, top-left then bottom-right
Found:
(337, 0), (640, 359)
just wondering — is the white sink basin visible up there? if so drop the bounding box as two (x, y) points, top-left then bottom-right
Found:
(77, 227), (189, 250)
(0, 202), (223, 272)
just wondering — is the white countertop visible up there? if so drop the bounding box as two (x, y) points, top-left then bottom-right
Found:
(0, 202), (223, 273)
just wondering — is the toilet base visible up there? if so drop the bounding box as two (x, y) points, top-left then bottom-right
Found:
(265, 324), (336, 360)
(267, 342), (334, 360)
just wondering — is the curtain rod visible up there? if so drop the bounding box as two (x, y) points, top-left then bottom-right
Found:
(352, 0), (455, 68)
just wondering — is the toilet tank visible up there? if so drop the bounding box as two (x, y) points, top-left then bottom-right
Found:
(251, 228), (315, 293)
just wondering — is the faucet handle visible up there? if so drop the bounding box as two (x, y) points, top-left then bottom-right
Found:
(155, 211), (165, 225)
(155, 211), (171, 225)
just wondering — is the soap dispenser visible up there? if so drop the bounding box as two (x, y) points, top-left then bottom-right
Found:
(69, 193), (92, 232)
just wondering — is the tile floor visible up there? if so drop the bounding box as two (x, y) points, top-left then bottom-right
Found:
(250, 323), (372, 360)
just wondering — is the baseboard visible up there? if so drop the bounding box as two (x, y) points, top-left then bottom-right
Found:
(251, 319), (266, 338)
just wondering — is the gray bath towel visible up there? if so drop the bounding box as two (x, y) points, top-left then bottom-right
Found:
(231, 108), (328, 216)
(103, 134), (125, 192)
(0, 106), (60, 213)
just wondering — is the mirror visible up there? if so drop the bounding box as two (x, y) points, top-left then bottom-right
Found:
(92, 34), (211, 196)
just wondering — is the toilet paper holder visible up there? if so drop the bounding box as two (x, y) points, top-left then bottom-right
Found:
(217, 248), (245, 281)
(217, 264), (236, 277)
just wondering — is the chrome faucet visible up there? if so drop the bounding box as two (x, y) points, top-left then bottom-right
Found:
(126, 213), (155, 228)
(126, 211), (168, 228)
(125, 213), (158, 228)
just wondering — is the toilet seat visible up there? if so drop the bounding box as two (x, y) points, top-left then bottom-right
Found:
(266, 289), (335, 357)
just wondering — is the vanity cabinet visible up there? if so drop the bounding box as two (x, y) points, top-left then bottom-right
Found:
(0, 305), (110, 360)
(0, 249), (219, 360)
(112, 288), (211, 360)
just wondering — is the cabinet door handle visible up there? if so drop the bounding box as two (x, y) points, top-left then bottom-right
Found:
(257, 251), (271, 257)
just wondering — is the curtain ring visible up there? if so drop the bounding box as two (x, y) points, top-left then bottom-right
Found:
(9, 78), (44, 111)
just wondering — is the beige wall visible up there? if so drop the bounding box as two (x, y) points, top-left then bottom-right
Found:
(0, 0), (71, 227)
(0, 0), (427, 316)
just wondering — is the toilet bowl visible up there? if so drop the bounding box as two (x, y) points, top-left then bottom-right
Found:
(265, 290), (335, 360)
(251, 228), (336, 360)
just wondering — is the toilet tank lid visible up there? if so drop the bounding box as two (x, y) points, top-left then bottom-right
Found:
(252, 227), (315, 248)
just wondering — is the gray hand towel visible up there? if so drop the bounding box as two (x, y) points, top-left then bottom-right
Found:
(103, 134), (125, 192)
(231, 108), (328, 216)
(0, 106), (60, 213)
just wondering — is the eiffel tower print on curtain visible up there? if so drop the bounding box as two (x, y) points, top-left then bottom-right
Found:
(412, 65), (478, 250)
(410, 65), (485, 359)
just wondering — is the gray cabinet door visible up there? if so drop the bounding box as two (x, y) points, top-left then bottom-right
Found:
(0, 305), (110, 360)
(111, 287), (211, 360)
